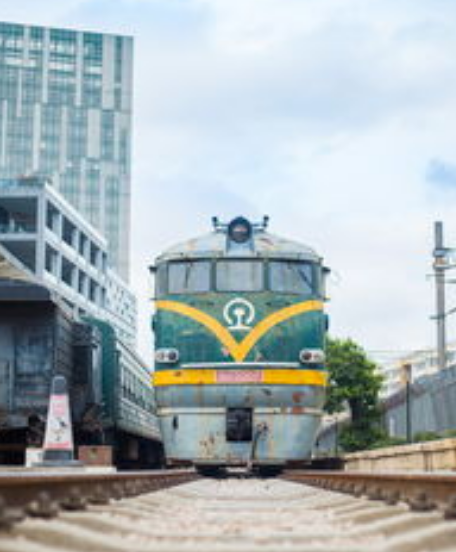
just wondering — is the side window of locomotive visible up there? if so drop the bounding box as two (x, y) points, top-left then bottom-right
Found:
(269, 261), (315, 295)
(156, 264), (168, 297)
(216, 260), (263, 292)
(321, 266), (330, 299)
(168, 261), (211, 294)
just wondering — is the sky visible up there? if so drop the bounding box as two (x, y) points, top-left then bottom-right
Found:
(2, 0), (456, 363)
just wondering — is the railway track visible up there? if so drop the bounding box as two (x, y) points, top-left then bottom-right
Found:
(0, 469), (197, 530)
(1, 470), (456, 551)
(283, 471), (456, 518)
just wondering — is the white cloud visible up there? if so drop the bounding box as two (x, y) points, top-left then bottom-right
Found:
(3, 0), (456, 360)
(0, 0), (89, 26)
(125, 0), (456, 360)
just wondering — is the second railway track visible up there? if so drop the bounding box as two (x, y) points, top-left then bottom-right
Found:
(1, 471), (456, 552)
(284, 470), (456, 517)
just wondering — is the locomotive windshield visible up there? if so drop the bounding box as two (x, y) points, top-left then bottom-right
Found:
(156, 258), (319, 295)
(167, 260), (211, 294)
(216, 260), (263, 292)
(269, 261), (316, 295)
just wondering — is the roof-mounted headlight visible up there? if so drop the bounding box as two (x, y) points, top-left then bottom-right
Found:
(228, 216), (252, 244)
(299, 349), (325, 364)
(155, 348), (180, 364)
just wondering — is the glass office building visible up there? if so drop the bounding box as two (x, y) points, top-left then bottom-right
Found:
(0, 22), (133, 280)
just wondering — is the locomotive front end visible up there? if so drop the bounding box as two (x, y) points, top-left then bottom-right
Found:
(151, 217), (329, 469)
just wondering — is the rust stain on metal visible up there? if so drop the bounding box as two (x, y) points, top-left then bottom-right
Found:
(292, 392), (305, 404)
(226, 452), (243, 464)
(199, 433), (217, 457)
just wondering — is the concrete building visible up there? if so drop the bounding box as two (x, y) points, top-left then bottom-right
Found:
(0, 176), (136, 346)
(378, 345), (456, 398)
(0, 22), (133, 280)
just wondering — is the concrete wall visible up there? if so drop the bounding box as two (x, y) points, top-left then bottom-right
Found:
(344, 438), (456, 472)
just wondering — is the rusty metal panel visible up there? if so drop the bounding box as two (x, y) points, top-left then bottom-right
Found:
(158, 402), (323, 466)
(77, 445), (113, 466)
(156, 383), (325, 409)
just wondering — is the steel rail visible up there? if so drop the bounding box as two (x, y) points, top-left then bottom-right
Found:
(0, 469), (199, 529)
(283, 470), (456, 518)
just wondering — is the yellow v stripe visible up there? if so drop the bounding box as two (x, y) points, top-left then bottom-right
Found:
(156, 299), (323, 362)
(155, 301), (239, 358)
(237, 300), (323, 361)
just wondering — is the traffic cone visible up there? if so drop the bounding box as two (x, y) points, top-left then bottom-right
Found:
(39, 375), (82, 466)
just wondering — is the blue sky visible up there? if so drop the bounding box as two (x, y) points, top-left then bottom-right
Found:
(2, 0), (456, 361)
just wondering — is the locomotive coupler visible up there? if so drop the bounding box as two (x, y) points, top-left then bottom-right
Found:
(247, 422), (268, 471)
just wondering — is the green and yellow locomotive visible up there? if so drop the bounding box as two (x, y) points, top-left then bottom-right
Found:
(151, 217), (330, 470)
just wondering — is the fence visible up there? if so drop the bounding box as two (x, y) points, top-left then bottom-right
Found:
(315, 364), (456, 455)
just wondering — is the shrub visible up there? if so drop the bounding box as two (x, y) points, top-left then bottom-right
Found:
(413, 431), (441, 443)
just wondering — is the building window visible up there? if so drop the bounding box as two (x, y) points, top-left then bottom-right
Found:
(89, 279), (98, 303)
(61, 257), (75, 287)
(45, 245), (58, 275)
(100, 287), (106, 307)
(62, 217), (76, 248)
(46, 203), (60, 234)
(79, 232), (88, 258)
(0, 198), (37, 233)
(90, 242), (99, 268)
(78, 271), (87, 296)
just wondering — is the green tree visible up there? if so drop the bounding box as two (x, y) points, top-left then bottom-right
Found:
(325, 337), (384, 451)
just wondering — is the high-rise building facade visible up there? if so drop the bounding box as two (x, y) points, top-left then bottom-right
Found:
(0, 177), (137, 346)
(0, 22), (133, 279)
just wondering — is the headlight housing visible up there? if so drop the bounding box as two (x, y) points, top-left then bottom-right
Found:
(228, 216), (252, 243)
(299, 348), (325, 364)
(155, 348), (179, 364)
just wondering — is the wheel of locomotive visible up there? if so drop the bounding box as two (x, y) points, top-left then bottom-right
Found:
(254, 466), (283, 478)
(196, 465), (226, 478)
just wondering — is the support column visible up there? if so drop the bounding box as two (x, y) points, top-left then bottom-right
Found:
(433, 221), (447, 371)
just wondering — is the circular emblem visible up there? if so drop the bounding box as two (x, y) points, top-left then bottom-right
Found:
(223, 298), (256, 332)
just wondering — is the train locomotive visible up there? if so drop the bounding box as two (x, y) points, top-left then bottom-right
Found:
(0, 278), (162, 468)
(151, 216), (330, 471)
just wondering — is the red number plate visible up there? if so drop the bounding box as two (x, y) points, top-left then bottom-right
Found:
(216, 370), (263, 383)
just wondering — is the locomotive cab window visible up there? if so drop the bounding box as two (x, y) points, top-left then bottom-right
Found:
(168, 261), (211, 294)
(269, 261), (316, 295)
(155, 263), (167, 297)
(216, 260), (264, 292)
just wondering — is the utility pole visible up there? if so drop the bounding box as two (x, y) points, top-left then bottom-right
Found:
(433, 221), (447, 371)
(402, 363), (412, 443)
